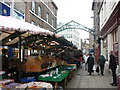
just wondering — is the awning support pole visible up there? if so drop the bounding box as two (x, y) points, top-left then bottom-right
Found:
(18, 35), (22, 82)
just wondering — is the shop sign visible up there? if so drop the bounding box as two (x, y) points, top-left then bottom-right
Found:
(0, 2), (24, 20)
(0, 2), (10, 16)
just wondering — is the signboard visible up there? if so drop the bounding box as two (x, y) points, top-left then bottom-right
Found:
(0, 2), (10, 16)
(0, 2), (24, 20)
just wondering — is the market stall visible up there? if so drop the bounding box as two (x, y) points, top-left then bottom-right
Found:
(0, 15), (80, 89)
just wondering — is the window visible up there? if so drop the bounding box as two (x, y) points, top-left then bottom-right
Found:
(37, 24), (42, 28)
(112, 31), (118, 43)
(52, 6), (54, 13)
(45, 0), (48, 6)
(52, 18), (54, 26)
(38, 6), (41, 17)
(31, 21), (35, 25)
(46, 12), (49, 22)
(32, 0), (35, 13)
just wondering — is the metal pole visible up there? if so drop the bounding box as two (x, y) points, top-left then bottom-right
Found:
(18, 35), (21, 82)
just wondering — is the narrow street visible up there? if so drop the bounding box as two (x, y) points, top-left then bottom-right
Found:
(66, 64), (117, 89)
(0, 0), (120, 89)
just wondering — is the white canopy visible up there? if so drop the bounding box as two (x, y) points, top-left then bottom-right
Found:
(0, 15), (53, 35)
(0, 15), (61, 46)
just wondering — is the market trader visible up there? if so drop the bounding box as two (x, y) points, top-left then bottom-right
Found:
(1, 48), (9, 73)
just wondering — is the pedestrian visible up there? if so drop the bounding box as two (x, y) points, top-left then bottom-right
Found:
(86, 54), (94, 75)
(109, 51), (117, 86)
(98, 55), (106, 76)
(79, 54), (84, 68)
(0, 48), (10, 77)
(83, 53), (89, 70)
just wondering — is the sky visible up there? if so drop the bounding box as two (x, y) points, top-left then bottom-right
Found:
(53, 0), (93, 40)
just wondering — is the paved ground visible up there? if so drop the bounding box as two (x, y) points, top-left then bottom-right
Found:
(65, 64), (117, 89)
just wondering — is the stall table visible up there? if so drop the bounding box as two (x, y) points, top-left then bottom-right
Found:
(38, 65), (74, 88)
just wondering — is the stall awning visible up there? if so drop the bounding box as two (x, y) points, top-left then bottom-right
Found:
(0, 15), (53, 35)
(0, 15), (56, 46)
(0, 15), (73, 48)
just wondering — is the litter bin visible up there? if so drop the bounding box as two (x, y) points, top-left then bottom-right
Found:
(117, 73), (120, 90)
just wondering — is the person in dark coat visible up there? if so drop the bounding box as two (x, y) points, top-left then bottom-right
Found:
(109, 51), (117, 86)
(1, 48), (9, 72)
(98, 55), (106, 76)
(86, 54), (94, 75)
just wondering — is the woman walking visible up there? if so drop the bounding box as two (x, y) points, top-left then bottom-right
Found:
(86, 54), (94, 75)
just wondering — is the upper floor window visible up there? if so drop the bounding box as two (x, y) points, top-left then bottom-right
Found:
(45, 0), (48, 6)
(52, 18), (54, 26)
(38, 6), (41, 17)
(46, 12), (49, 22)
(32, 0), (35, 13)
(52, 6), (54, 13)
(31, 21), (35, 25)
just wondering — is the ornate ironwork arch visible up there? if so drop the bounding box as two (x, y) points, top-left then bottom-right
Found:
(54, 20), (95, 36)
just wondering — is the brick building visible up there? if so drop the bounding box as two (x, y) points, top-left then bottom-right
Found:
(25, 0), (58, 31)
(1, 0), (58, 31)
(92, 0), (120, 72)
(92, 0), (103, 60)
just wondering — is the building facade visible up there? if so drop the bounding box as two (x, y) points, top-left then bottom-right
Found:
(0, 0), (57, 31)
(81, 39), (90, 54)
(92, 0), (120, 72)
(25, 0), (58, 31)
(92, 0), (103, 60)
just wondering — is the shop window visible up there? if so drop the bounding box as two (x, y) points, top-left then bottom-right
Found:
(113, 43), (119, 65)
(112, 30), (118, 43)
(112, 30), (119, 65)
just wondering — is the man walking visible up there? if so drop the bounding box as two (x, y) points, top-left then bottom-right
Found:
(109, 51), (117, 86)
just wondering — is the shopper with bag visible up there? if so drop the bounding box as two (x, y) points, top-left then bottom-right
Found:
(96, 65), (100, 74)
(98, 55), (106, 76)
(86, 54), (94, 75)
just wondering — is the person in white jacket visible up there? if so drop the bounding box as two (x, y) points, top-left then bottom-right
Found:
(83, 53), (89, 70)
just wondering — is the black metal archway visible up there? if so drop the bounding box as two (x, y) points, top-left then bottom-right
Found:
(54, 20), (95, 36)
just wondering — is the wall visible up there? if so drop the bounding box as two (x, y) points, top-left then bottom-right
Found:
(118, 25), (120, 73)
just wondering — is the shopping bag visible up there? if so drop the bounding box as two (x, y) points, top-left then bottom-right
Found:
(93, 65), (96, 71)
(96, 65), (99, 73)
